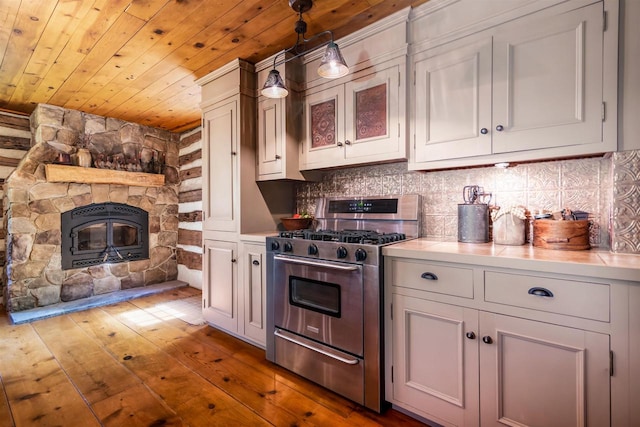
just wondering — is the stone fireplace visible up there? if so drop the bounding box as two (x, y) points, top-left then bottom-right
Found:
(3, 104), (180, 313)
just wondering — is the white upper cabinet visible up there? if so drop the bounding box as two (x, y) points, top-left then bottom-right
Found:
(256, 57), (306, 181)
(410, 0), (618, 170)
(413, 36), (493, 163)
(301, 60), (406, 170)
(491, 3), (604, 154)
(202, 99), (238, 233)
(299, 9), (410, 170)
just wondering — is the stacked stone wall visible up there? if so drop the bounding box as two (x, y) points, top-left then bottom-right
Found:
(3, 104), (180, 312)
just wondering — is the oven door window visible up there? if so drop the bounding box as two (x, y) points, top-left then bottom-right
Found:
(289, 276), (340, 318)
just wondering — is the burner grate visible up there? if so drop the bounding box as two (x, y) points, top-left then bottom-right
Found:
(278, 229), (407, 245)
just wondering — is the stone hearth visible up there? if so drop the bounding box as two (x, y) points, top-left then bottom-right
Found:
(3, 104), (180, 313)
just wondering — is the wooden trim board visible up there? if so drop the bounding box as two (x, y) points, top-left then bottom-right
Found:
(45, 164), (165, 187)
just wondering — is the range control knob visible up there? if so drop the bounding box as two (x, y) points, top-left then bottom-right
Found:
(308, 244), (318, 256)
(355, 248), (367, 262)
(270, 241), (280, 251)
(336, 246), (348, 259)
(283, 242), (293, 252)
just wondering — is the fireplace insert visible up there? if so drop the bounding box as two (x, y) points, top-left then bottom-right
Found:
(61, 202), (149, 270)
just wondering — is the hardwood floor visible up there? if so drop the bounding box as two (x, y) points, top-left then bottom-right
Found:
(0, 287), (426, 427)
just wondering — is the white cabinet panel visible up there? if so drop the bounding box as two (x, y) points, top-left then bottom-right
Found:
(202, 100), (237, 232)
(393, 294), (480, 426)
(257, 97), (282, 177)
(203, 239), (237, 333)
(492, 3), (604, 153)
(414, 37), (492, 162)
(241, 242), (266, 346)
(479, 312), (611, 427)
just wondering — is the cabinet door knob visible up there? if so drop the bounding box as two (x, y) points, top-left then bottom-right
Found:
(466, 332), (476, 340)
(344, 140), (351, 145)
(496, 125), (504, 131)
(231, 258), (237, 263)
(420, 272), (438, 281)
(252, 260), (260, 266)
(336, 141), (343, 147)
(482, 336), (493, 344)
(231, 151), (237, 156)
(480, 128), (488, 134)
(528, 287), (554, 298)
(275, 154), (281, 160)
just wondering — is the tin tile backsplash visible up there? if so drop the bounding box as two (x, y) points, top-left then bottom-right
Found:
(611, 150), (640, 253)
(295, 150), (640, 253)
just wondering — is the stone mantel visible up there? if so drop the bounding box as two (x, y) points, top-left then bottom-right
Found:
(45, 164), (165, 187)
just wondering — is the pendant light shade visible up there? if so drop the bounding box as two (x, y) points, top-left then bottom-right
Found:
(317, 42), (349, 79)
(260, 0), (349, 99)
(261, 69), (288, 98)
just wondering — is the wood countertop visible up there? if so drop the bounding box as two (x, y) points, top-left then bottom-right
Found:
(382, 239), (640, 282)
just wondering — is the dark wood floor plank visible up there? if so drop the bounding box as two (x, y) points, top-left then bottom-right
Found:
(31, 315), (142, 404)
(0, 378), (14, 427)
(0, 289), (426, 427)
(101, 301), (308, 426)
(68, 306), (271, 426)
(91, 384), (184, 427)
(0, 322), (101, 427)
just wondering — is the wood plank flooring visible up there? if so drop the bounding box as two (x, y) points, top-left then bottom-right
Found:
(0, 287), (426, 427)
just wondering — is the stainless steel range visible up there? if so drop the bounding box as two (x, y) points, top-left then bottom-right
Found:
(266, 195), (420, 412)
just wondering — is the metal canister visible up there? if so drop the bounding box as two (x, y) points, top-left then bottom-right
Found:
(458, 203), (490, 243)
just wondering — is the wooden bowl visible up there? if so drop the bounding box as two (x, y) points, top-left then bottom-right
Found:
(280, 217), (313, 231)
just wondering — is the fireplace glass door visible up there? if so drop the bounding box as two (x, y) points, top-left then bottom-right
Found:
(61, 202), (149, 269)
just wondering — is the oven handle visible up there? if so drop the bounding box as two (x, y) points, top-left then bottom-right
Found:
(273, 254), (360, 271)
(274, 329), (360, 365)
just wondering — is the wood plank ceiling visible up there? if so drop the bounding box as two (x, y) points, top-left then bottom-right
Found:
(0, 0), (428, 133)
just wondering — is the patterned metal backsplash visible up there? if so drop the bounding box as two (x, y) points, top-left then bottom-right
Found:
(611, 150), (640, 253)
(294, 149), (640, 253)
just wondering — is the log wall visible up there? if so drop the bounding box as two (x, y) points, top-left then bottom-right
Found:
(0, 110), (31, 307)
(177, 127), (203, 289)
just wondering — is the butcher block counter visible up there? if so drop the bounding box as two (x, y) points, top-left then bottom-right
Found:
(382, 239), (640, 427)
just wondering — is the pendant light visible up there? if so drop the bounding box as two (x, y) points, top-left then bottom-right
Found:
(261, 0), (349, 98)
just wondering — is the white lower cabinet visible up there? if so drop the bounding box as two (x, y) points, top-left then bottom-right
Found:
(387, 258), (612, 427)
(203, 239), (238, 333)
(392, 295), (479, 426)
(239, 241), (266, 346)
(202, 238), (266, 348)
(392, 294), (610, 427)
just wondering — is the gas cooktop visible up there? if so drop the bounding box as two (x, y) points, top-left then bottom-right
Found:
(278, 229), (407, 245)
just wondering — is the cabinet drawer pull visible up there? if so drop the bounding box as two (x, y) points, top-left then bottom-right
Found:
(528, 287), (554, 298)
(421, 272), (438, 281)
(482, 336), (493, 344)
(252, 260), (260, 266)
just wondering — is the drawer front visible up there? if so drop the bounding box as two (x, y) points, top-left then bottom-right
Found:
(484, 271), (610, 322)
(390, 259), (474, 299)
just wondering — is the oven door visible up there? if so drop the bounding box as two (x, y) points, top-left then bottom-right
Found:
(273, 254), (363, 356)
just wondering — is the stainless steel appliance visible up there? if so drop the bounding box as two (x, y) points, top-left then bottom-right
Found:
(266, 195), (420, 412)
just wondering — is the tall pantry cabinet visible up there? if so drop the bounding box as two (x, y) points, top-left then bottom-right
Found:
(196, 59), (288, 348)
